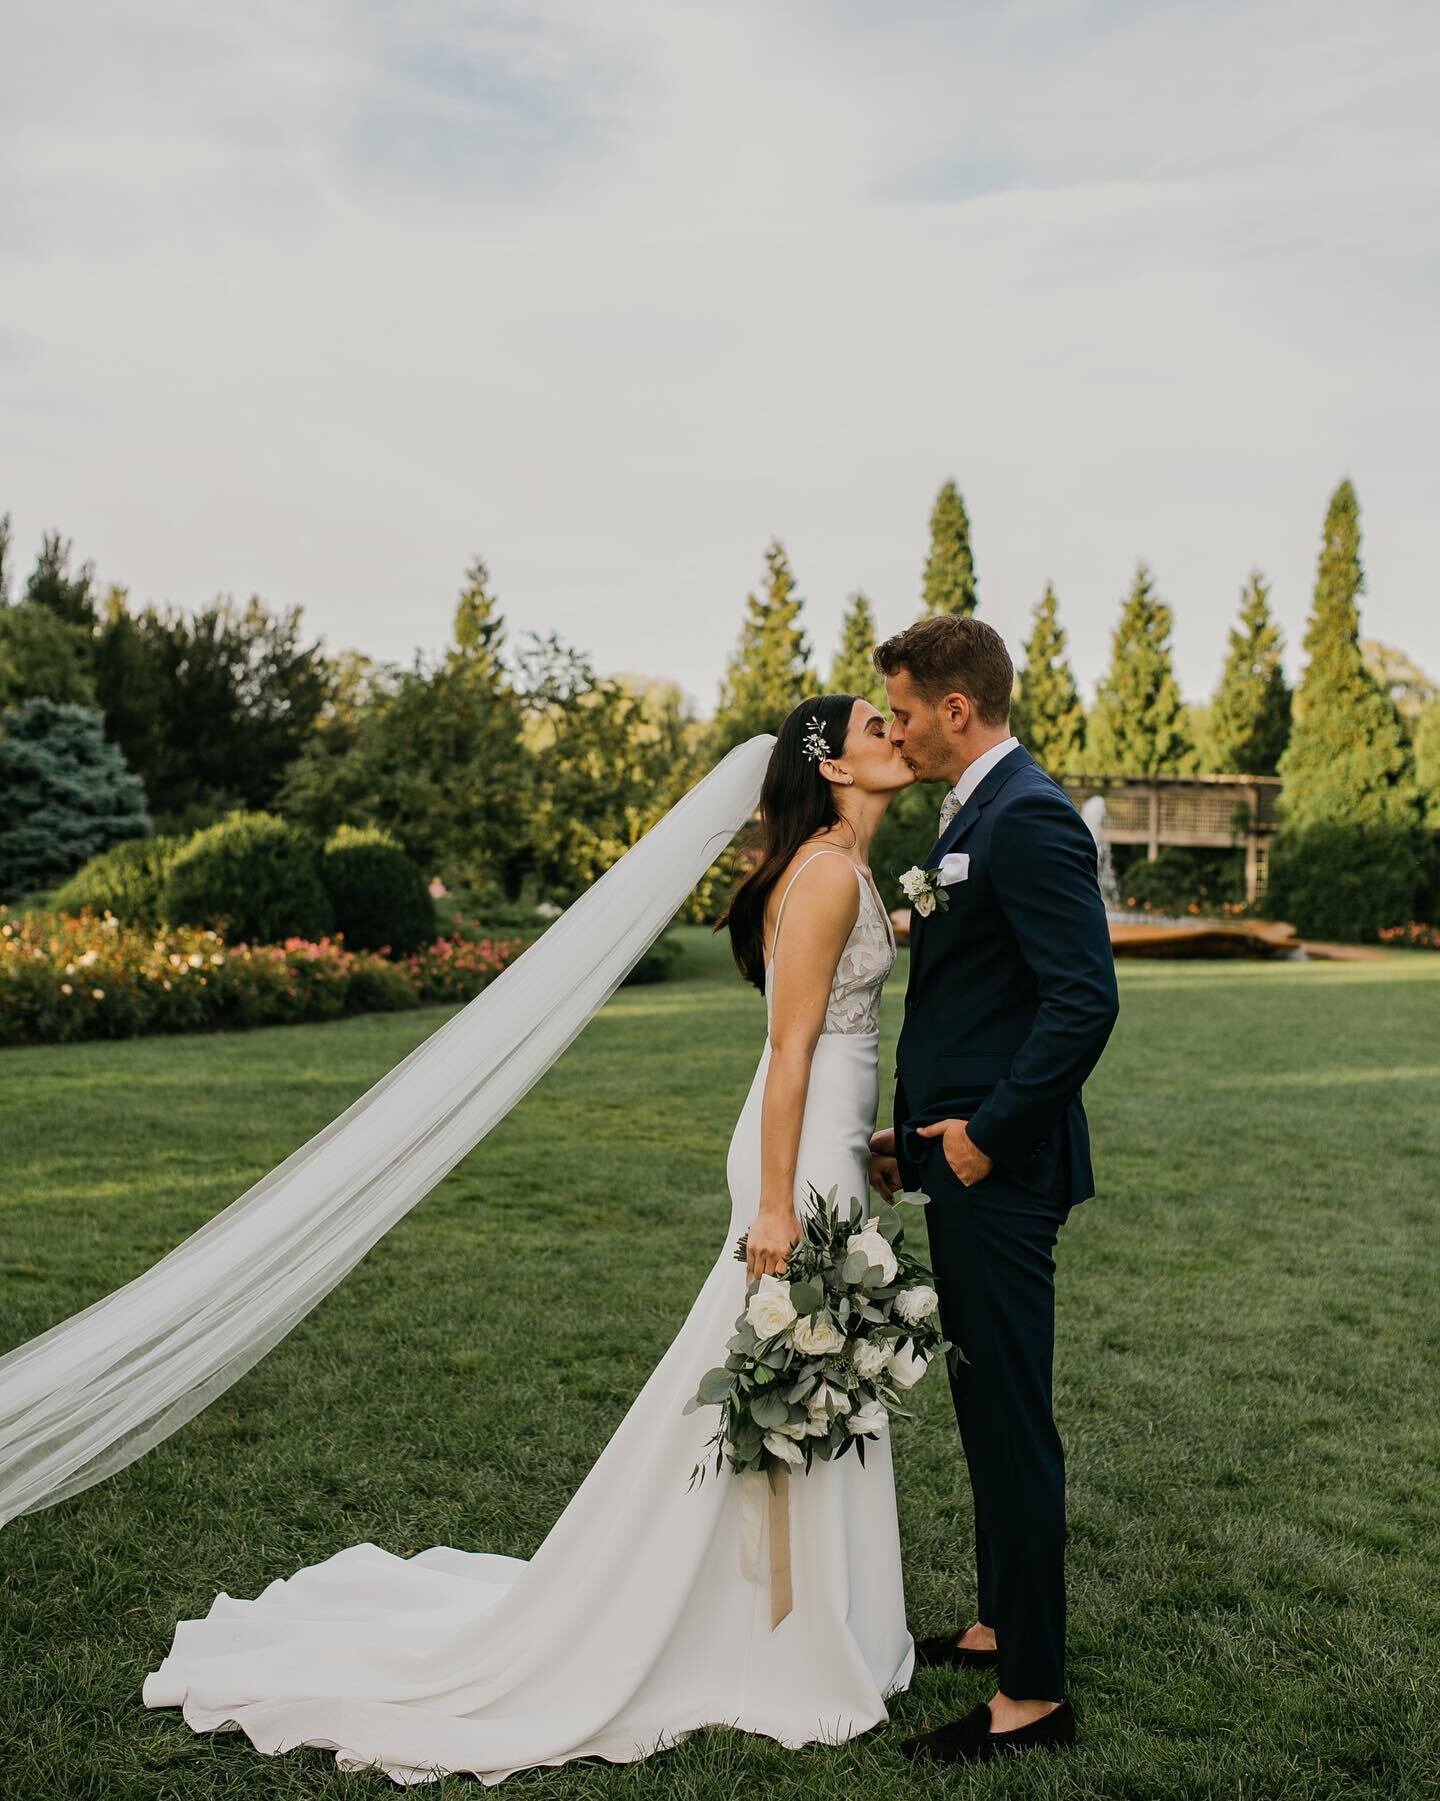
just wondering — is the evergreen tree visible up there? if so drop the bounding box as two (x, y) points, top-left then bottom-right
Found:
(1277, 481), (1418, 828)
(0, 697), (150, 900)
(712, 539), (813, 750)
(91, 593), (332, 828)
(1202, 572), (1291, 774)
(0, 519), (96, 707)
(24, 530), (96, 630)
(1012, 584), (1085, 774)
(921, 480), (978, 616)
(449, 556), (506, 679)
(0, 600), (97, 708)
(280, 559), (532, 899)
(1415, 698), (1440, 828)
(828, 590), (884, 706)
(1086, 563), (1191, 775)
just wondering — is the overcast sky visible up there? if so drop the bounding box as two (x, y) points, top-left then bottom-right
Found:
(3, 0), (1437, 713)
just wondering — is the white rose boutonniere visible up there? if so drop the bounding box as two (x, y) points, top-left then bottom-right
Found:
(898, 865), (948, 918)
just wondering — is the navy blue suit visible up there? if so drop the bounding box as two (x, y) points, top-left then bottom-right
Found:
(895, 743), (1118, 1700)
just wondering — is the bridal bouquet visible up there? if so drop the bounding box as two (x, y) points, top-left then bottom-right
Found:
(685, 1185), (952, 1485)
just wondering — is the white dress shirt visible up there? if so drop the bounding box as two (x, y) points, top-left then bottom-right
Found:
(943, 734), (1020, 817)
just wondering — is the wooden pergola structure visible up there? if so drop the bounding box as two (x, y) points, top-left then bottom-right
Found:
(1059, 774), (1282, 902)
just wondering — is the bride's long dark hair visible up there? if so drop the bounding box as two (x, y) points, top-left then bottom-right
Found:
(720, 693), (861, 993)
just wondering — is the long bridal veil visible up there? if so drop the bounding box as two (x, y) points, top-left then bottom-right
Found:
(0, 734), (775, 1530)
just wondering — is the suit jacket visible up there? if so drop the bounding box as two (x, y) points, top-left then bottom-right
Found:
(894, 744), (1120, 1205)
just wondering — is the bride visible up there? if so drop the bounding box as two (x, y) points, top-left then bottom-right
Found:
(137, 693), (915, 1784)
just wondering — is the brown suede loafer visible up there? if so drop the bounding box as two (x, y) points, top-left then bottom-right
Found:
(911, 1633), (1000, 1670)
(902, 1698), (1077, 1763)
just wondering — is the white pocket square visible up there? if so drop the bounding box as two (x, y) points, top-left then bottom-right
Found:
(937, 853), (970, 886)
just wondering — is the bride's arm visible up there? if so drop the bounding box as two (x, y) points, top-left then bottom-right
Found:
(746, 858), (861, 1279)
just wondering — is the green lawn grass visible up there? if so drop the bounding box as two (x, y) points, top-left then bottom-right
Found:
(2, 931), (1438, 1800)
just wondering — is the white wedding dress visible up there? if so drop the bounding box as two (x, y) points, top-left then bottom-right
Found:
(142, 850), (912, 1785)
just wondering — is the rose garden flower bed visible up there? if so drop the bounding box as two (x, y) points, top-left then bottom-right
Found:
(0, 909), (525, 1047)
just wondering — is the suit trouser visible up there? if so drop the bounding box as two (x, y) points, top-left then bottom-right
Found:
(910, 1133), (1069, 1701)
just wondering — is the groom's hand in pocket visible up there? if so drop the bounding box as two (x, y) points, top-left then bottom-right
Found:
(917, 1118), (994, 1187)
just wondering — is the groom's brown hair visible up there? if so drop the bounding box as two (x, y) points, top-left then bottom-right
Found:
(873, 614), (1014, 727)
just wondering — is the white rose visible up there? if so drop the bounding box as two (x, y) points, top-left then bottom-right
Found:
(746, 1274), (796, 1339)
(894, 1283), (939, 1325)
(851, 1339), (891, 1380)
(899, 866), (925, 901)
(846, 1227), (898, 1285)
(762, 1430), (805, 1465)
(806, 1382), (851, 1426)
(846, 1399), (889, 1437)
(887, 1342), (930, 1389)
(792, 1314), (846, 1357)
(911, 887), (936, 918)
(767, 1417), (808, 1440)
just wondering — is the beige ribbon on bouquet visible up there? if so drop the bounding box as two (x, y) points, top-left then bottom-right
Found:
(739, 1467), (793, 1628)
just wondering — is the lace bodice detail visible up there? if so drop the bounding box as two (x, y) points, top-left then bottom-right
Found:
(764, 852), (896, 1036)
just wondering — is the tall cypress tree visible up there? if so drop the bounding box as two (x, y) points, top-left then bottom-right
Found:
(712, 539), (813, 750)
(1086, 563), (1190, 775)
(449, 556), (506, 681)
(1277, 481), (1418, 828)
(1202, 572), (1291, 774)
(921, 480), (978, 616)
(828, 590), (884, 706)
(1012, 584), (1085, 774)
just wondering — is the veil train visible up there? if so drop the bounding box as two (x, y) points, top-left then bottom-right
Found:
(0, 734), (775, 1529)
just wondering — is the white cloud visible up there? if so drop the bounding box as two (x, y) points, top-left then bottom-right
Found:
(2, 0), (1437, 712)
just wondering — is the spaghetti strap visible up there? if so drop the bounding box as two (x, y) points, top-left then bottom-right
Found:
(767, 849), (862, 966)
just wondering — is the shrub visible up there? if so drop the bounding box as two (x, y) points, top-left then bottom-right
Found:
(0, 910), (524, 1046)
(621, 929), (682, 985)
(399, 932), (527, 1005)
(1114, 846), (1246, 916)
(162, 811), (332, 943)
(52, 834), (186, 925)
(1263, 823), (1430, 942)
(322, 825), (436, 954)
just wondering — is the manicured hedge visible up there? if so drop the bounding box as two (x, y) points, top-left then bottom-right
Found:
(51, 834), (185, 925)
(323, 825), (436, 954)
(1263, 822), (1431, 942)
(161, 811), (332, 943)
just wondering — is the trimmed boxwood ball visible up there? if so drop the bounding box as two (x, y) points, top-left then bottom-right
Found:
(322, 825), (436, 954)
(161, 811), (332, 943)
(53, 834), (186, 926)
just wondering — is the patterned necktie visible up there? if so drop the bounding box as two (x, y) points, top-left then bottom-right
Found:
(938, 785), (963, 837)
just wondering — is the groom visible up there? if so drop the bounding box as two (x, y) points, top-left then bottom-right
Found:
(867, 615), (1119, 1764)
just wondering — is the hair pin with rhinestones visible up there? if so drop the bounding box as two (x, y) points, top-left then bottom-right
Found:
(801, 717), (829, 763)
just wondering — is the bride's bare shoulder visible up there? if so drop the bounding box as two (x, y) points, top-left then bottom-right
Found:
(765, 845), (860, 930)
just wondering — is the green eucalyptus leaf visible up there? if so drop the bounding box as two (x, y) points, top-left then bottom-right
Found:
(789, 1280), (823, 1315)
(695, 1368), (734, 1405)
